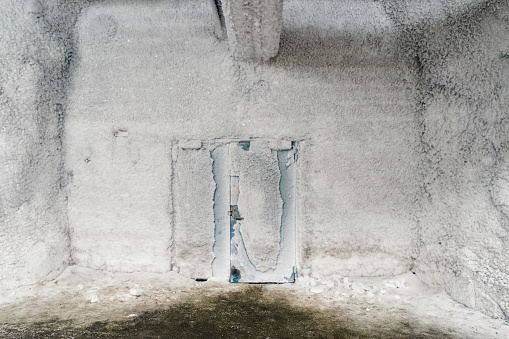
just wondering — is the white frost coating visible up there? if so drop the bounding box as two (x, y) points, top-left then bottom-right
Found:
(0, 0), (77, 289)
(174, 149), (215, 278)
(228, 142), (297, 283)
(284, 0), (394, 35)
(223, 0), (283, 61)
(231, 141), (283, 272)
(65, 0), (223, 275)
(1, 0), (507, 322)
(66, 122), (173, 273)
(492, 159), (509, 219)
(309, 254), (409, 278)
(211, 146), (231, 279)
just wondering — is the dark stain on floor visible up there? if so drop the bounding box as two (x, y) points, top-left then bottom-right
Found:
(0, 286), (451, 338)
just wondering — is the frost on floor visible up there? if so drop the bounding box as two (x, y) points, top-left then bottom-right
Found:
(0, 266), (508, 338)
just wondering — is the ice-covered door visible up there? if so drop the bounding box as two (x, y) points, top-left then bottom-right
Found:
(228, 140), (297, 283)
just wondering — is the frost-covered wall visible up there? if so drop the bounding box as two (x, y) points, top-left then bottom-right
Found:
(0, 0), (81, 289)
(64, 0), (417, 279)
(1, 0), (508, 321)
(64, 1), (225, 274)
(222, 0), (283, 61)
(381, 0), (509, 319)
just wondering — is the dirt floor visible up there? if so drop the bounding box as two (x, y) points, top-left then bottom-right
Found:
(0, 266), (507, 338)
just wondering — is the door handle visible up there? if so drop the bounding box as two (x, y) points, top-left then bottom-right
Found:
(229, 205), (244, 220)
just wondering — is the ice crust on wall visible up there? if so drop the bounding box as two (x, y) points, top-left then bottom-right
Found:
(222, 0), (283, 61)
(281, 0), (418, 278)
(66, 124), (173, 273)
(381, 0), (509, 319)
(64, 1), (228, 276)
(174, 149), (215, 278)
(231, 141), (283, 272)
(0, 0), (81, 290)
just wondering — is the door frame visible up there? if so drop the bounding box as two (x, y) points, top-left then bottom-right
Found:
(209, 138), (300, 283)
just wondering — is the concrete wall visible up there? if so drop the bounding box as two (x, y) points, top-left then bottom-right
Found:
(64, 0), (417, 279)
(65, 1), (224, 274)
(0, 0), (81, 289)
(1, 0), (508, 321)
(381, 0), (509, 319)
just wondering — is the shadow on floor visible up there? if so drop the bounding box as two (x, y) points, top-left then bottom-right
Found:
(0, 286), (450, 339)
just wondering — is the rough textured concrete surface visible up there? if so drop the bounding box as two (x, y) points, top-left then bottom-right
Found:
(223, 0), (283, 61)
(174, 148), (215, 278)
(64, 0), (417, 282)
(66, 123), (173, 272)
(380, 0), (509, 319)
(0, 0), (508, 321)
(0, 0), (81, 289)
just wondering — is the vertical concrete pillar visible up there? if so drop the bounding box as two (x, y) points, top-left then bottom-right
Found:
(222, 0), (283, 61)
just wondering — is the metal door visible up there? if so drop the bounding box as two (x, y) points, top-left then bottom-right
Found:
(227, 140), (297, 283)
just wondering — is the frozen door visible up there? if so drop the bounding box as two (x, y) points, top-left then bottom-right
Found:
(228, 140), (297, 283)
